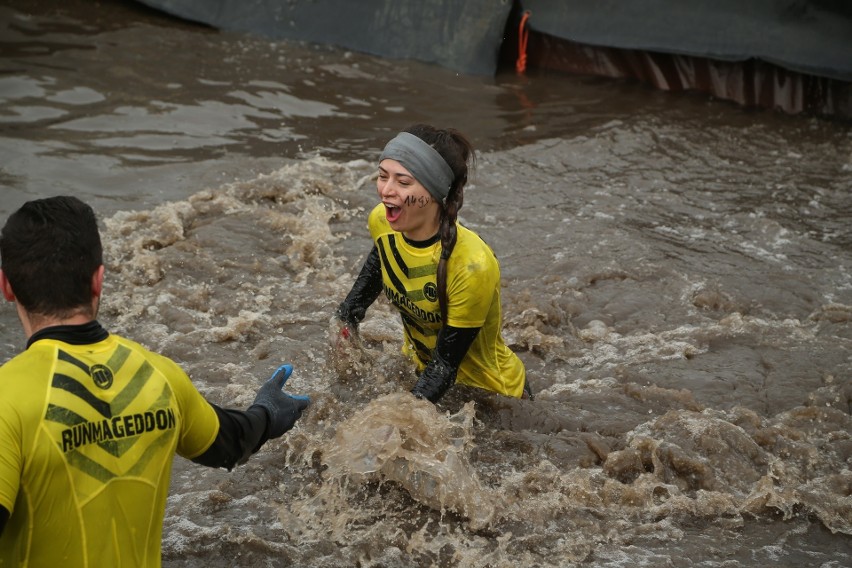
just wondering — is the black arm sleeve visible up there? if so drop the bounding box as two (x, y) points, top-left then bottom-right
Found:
(336, 246), (383, 327)
(411, 325), (480, 403)
(0, 505), (8, 537)
(190, 404), (270, 471)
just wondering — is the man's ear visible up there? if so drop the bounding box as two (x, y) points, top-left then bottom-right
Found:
(0, 269), (16, 302)
(91, 265), (105, 298)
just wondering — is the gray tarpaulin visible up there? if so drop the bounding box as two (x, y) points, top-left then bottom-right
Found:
(519, 0), (852, 82)
(133, 0), (850, 115)
(135, 0), (514, 75)
(136, 0), (851, 81)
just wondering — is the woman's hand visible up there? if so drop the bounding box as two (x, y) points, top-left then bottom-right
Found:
(329, 315), (358, 347)
(328, 315), (366, 381)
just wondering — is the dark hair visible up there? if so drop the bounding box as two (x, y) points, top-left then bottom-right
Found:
(403, 124), (475, 323)
(0, 196), (103, 318)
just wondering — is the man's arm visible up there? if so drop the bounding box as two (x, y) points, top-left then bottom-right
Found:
(192, 365), (309, 470)
(191, 405), (268, 470)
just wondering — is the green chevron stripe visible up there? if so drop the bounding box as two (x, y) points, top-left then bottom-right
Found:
(66, 448), (117, 484)
(110, 361), (154, 415)
(126, 429), (175, 476)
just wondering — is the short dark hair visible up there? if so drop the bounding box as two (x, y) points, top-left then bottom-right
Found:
(0, 196), (103, 318)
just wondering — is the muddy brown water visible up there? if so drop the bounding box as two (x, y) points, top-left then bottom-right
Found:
(1, 1), (850, 566)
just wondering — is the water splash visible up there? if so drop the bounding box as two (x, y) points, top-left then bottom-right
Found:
(294, 392), (498, 532)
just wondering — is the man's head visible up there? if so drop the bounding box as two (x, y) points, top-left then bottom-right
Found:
(0, 196), (103, 322)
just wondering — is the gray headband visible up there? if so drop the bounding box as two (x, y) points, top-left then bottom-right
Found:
(379, 132), (454, 201)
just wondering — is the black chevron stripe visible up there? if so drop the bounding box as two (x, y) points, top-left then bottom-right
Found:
(378, 236), (407, 295)
(407, 333), (432, 361)
(45, 403), (86, 427)
(51, 373), (112, 418)
(57, 349), (90, 374)
(387, 234), (409, 277)
(400, 311), (428, 336)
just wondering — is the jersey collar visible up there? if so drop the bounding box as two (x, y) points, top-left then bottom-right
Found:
(27, 320), (110, 349)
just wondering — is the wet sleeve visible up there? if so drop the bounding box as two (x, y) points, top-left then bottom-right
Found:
(411, 325), (480, 403)
(152, 351), (270, 468)
(190, 404), (270, 470)
(336, 246), (383, 327)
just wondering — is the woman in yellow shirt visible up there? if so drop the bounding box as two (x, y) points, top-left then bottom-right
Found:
(335, 124), (530, 403)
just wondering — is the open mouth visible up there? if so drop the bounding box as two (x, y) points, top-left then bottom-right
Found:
(385, 204), (402, 223)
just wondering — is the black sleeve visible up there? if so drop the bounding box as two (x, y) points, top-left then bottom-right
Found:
(336, 246), (383, 327)
(190, 404), (270, 471)
(0, 505), (8, 537)
(411, 325), (480, 403)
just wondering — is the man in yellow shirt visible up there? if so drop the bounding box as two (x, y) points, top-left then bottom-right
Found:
(0, 196), (309, 566)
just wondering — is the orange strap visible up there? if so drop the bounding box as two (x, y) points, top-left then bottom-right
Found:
(516, 10), (531, 74)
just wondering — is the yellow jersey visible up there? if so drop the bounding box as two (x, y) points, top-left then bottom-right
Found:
(0, 329), (219, 567)
(368, 204), (525, 398)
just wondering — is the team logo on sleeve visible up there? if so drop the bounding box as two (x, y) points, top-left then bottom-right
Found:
(90, 364), (114, 390)
(423, 282), (438, 302)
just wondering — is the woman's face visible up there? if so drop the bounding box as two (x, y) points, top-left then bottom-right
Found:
(377, 159), (441, 241)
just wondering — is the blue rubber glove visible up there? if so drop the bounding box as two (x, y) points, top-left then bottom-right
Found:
(249, 364), (310, 439)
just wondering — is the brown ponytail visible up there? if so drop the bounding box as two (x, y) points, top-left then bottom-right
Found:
(403, 124), (475, 323)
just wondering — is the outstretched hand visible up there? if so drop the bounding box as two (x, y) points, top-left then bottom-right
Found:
(250, 364), (310, 439)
